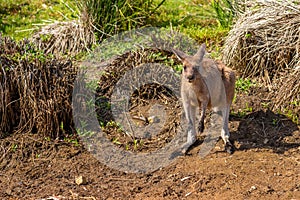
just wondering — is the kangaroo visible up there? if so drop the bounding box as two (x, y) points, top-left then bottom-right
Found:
(173, 43), (236, 154)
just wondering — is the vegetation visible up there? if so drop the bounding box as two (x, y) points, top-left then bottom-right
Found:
(211, 0), (236, 28)
(223, 1), (300, 77)
(0, 36), (77, 138)
(0, 0), (299, 141)
(149, 0), (231, 50)
(80, 0), (165, 41)
(0, 0), (78, 40)
(235, 78), (256, 94)
(1, 0), (231, 50)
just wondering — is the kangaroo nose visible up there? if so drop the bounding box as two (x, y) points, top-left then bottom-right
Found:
(187, 75), (195, 82)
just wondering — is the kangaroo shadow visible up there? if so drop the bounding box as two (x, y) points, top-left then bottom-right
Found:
(230, 109), (299, 154)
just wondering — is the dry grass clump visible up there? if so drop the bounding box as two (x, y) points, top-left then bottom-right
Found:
(223, 0), (300, 122)
(268, 69), (300, 122)
(0, 35), (77, 138)
(30, 17), (95, 56)
(95, 48), (182, 151)
(223, 1), (300, 79)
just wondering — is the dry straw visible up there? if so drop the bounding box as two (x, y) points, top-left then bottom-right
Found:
(269, 69), (300, 119)
(0, 35), (77, 138)
(223, 0), (300, 79)
(223, 0), (300, 122)
(31, 17), (95, 56)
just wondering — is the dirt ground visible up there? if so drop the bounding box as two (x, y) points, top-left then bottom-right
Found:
(0, 83), (299, 200)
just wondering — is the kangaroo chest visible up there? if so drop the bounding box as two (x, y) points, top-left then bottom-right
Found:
(181, 78), (211, 107)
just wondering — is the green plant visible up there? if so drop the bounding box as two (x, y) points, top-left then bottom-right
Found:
(112, 137), (122, 145)
(86, 80), (99, 91)
(0, 0), (78, 40)
(231, 102), (253, 118)
(244, 102), (253, 112)
(60, 122), (64, 131)
(147, 51), (183, 73)
(11, 144), (18, 152)
(133, 139), (138, 150)
(235, 78), (255, 93)
(290, 100), (300, 107)
(261, 102), (270, 109)
(285, 109), (299, 124)
(174, 64), (183, 74)
(211, 0), (236, 28)
(64, 135), (79, 146)
(80, 0), (165, 41)
(272, 118), (278, 126)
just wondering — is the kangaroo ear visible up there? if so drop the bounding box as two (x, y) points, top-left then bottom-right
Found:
(172, 48), (188, 61)
(194, 43), (206, 61)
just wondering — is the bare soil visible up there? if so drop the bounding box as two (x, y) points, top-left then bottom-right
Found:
(0, 84), (299, 200)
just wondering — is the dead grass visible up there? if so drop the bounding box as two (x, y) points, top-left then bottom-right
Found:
(30, 14), (95, 56)
(269, 69), (300, 122)
(223, 1), (300, 79)
(0, 35), (77, 138)
(222, 0), (300, 122)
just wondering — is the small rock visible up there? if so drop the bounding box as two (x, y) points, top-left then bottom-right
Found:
(249, 185), (257, 192)
(148, 116), (159, 123)
(5, 188), (12, 195)
(75, 175), (87, 185)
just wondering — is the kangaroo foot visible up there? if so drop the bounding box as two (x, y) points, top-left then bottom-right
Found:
(225, 142), (234, 154)
(169, 150), (184, 160)
(181, 137), (196, 154)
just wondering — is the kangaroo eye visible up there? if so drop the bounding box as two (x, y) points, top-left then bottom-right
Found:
(183, 66), (187, 70)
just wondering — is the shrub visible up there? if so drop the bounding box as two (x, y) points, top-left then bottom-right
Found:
(79, 0), (165, 41)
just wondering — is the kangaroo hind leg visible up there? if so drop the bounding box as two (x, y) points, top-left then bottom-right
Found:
(181, 104), (197, 154)
(198, 101), (207, 134)
(220, 106), (234, 154)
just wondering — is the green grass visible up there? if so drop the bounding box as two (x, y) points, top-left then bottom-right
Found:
(1, 0), (231, 51)
(211, 0), (236, 29)
(151, 0), (215, 27)
(150, 0), (231, 52)
(0, 0), (78, 40)
(231, 102), (253, 118)
(81, 0), (162, 42)
(285, 109), (299, 125)
(235, 78), (256, 94)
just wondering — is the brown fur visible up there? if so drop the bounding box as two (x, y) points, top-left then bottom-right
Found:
(173, 44), (236, 154)
(216, 60), (236, 106)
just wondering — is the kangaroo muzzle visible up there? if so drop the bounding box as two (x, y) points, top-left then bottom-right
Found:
(186, 74), (195, 82)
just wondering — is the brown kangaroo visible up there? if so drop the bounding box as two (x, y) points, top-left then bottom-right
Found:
(173, 43), (236, 154)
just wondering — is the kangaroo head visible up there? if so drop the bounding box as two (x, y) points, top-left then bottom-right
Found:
(173, 43), (206, 83)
